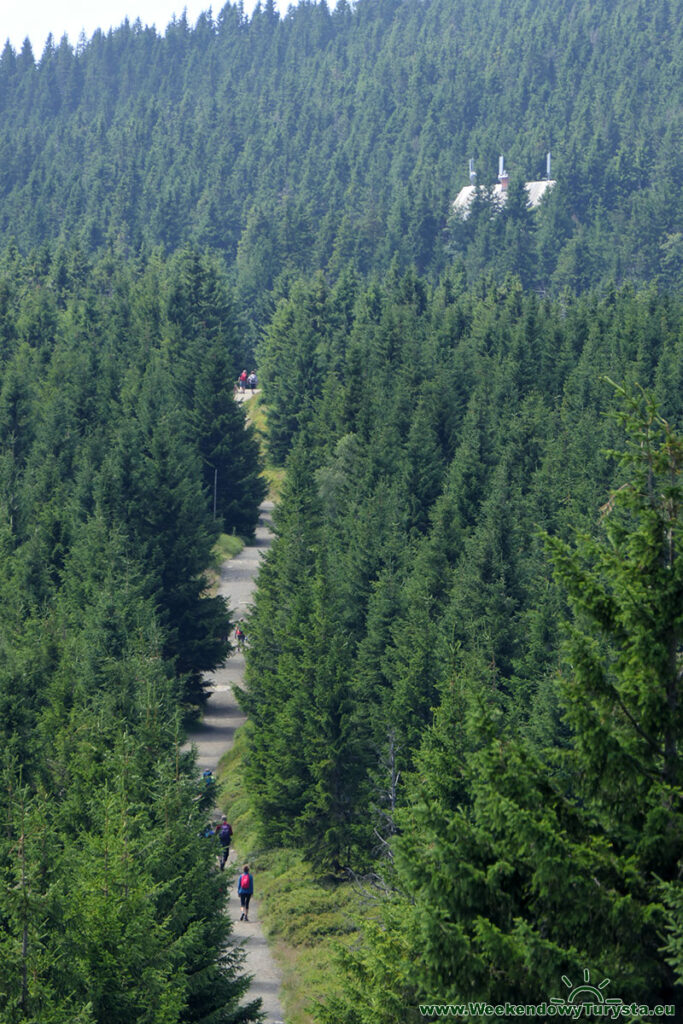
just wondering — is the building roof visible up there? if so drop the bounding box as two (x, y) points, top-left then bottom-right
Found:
(452, 179), (556, 217)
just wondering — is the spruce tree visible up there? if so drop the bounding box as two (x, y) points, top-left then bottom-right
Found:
(96, 355), (228, 705)
(188, 355), (266, 538)
(295, 563), (371, 870)
(326, 387), (683, 1017)
(237, 441), (322, 842)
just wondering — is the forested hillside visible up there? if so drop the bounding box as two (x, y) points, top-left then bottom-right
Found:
(0, 0), (682, 336)
(244, 273), (683, 1015)
(0, 246), (264, 1021)
(0, 0), (682, 1020)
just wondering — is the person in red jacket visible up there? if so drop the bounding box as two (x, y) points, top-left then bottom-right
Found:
(238, 864), (254, 921)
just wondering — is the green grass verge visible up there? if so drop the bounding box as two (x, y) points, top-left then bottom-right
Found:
(218, 727), (359, 1024)
(212, 532), (245, 567)
(262, 465), (286, 503)
(244, 391), (285, 502)
(205, 533), (246, 594)
(243, 389), (267, 436)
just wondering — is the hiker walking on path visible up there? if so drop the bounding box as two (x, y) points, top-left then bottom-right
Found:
(185, 500), (283, 1022)
(238, 865), (254, 921)
(216, 815), (233, 871)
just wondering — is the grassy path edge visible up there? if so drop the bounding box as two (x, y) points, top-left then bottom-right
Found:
(217, 731), (360, 1024)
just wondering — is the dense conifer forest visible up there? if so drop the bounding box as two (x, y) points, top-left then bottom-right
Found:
(251, 275), (683, 1017)
(0, 0), (681, 1020)
(0, 246), (264, 1019)
(0, 0), (682, 322)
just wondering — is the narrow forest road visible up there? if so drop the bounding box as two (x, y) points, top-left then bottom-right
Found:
(186, 500), (284, 1024)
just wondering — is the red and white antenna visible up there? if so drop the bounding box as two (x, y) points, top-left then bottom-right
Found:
(498, 154), (509, 191)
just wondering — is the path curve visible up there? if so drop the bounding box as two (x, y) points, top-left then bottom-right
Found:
(187, 500), (284, 1024)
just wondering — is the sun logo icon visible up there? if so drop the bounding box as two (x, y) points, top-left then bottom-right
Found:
(551, 968), (623, 1008)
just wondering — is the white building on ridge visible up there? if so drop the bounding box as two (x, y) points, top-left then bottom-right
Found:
(453, 154), (556, 218)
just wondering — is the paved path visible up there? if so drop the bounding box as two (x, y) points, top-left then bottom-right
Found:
(187, 501), (284, 1024)
(235, 387), (261, 404)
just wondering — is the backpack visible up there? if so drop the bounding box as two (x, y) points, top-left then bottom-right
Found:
(239, 872), (250, 891)
(219, 823), (233, 846)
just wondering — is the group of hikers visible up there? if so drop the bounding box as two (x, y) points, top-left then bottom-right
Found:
(197, 553), (255, 918)
(236, 369), (258, 393)
(197, 621), (252, 916)
(202, 812), (254, 920)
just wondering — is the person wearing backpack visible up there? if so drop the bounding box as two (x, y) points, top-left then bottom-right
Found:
(215, 816), (233, 871)
(238, 864), (254, 921)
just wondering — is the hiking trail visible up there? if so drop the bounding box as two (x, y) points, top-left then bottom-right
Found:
(186, 499), (284, 1024)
